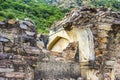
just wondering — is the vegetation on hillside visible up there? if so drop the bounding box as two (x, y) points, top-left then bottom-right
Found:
(43, 0), (120, 11)
(89, 0), (120, 11)
(0, 0), (69, 33)
(0, 0), (120, 33)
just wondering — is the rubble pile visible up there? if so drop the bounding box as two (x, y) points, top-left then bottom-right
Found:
(0, 19), (40, 80)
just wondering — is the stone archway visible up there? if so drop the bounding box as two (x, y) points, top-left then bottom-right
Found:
(48, 36), (69, 52)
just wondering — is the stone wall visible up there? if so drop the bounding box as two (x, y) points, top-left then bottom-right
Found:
(0, 19), (38, 80)
(49, 6), (120, 80)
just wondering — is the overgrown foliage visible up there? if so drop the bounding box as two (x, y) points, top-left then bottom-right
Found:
(43, 0), (120, 11)
(0, 0), (69, 33)
(85, 0), (120, 11)
(0, 0), (120, 33)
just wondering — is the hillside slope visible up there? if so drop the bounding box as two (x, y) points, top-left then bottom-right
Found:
(0, 0), (119, 33)
(43, 0), (120, 11)
(0, 0), (69, 33)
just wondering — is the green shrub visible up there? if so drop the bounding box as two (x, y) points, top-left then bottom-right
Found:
(0, 16), (5, 21)
(1, 2), (10, 9)
(6, 13), (15, 19)
(90, 0), (120, 11)
(0, 11), (6, 17)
